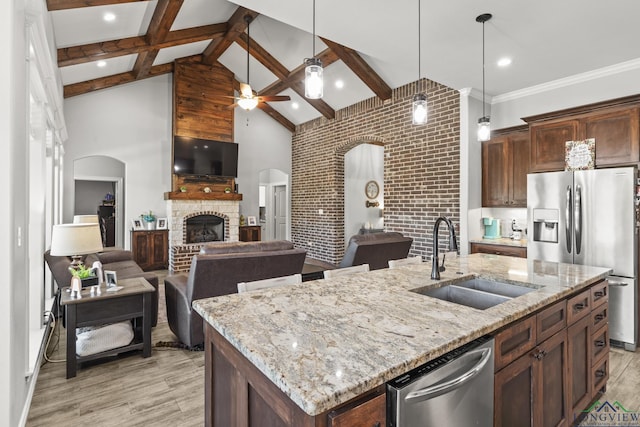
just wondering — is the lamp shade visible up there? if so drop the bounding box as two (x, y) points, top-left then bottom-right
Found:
(73, 215), (100, 224)
(237, 97), (258, 111)
(412, 93), (428, 125)
(304, 58), (323, 99)
(50, 223), (104, 256)
(477, 116), (491, 142)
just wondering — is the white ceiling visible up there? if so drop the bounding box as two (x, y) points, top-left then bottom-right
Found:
(50, 0), (640, 127)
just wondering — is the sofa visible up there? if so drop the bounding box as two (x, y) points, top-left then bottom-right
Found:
(308, 232), (413, 272)
(44, 248), (160, 326)
(164, 240), (306, 348)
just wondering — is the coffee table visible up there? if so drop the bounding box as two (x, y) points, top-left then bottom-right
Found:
(60, 276), (155, 378)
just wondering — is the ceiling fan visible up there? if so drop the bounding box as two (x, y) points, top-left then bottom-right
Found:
(228, 15), (291, 111)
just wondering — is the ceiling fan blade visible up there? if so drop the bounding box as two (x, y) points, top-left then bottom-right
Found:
(257, 95), (291, 102)
(239, 82), (253, 98)
(226, 103), (239, 110)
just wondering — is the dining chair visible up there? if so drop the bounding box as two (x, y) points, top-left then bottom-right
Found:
(388, 255), (423, 269)
(323, 263), (370, 279)
(237, 273), (302, 293)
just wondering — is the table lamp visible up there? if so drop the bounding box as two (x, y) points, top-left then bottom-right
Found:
(73, 214), (100, 224)
(50, 223), (104, 294)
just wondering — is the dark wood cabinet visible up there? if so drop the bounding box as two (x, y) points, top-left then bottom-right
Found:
(239, 225), (261, 242)
(482, 126), (529, 207)
(526, 96), (640, 172)
(327, 393), (385, 427)
(131, 230), (168, 271)
(494, 279), (608, 427)
(470, 242), (527, 258)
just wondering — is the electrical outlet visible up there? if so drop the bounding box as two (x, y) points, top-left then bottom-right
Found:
(318, 209), (323, 215)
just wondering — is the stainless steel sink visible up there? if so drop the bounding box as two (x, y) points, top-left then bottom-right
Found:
(414, 278), (538, 310)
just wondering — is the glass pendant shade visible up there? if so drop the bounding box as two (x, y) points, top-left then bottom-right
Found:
(412, 93), (428, 125)
(477, 116), (491, 141)
(305, 58), (323, 99)
(237, 97), (258, 111)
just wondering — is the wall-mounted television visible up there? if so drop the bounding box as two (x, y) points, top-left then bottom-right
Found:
(173, 136), (238, 178)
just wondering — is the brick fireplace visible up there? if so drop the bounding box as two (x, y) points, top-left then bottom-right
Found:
(166, 197), (240, 272)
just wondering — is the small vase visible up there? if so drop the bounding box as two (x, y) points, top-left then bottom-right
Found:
(145, 220), (156, 230)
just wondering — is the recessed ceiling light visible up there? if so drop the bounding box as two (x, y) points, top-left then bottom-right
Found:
(97, 60), (107, 68)
(103, 12), (116, 22)
(497, 57), (512, 67)
(292, 102), (299, 110)
(335, 80), (344, 89)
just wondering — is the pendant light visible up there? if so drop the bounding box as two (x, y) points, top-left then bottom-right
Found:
(476, 13), (492, 141)
(304, 0), (323, 99)
(412, 0), (427, 125)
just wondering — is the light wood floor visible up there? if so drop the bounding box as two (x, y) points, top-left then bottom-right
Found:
(27, 279), (640, 426)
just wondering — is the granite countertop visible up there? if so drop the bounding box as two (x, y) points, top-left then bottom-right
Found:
(193, 254), (610, 416)
(470, 237), (528, 247)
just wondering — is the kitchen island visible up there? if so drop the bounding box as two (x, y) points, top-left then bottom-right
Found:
(193, 254), (611, 426)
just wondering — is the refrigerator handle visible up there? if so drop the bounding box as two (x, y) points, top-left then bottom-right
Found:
(566, 186), (572, 253)
(575, 184), (582, 255)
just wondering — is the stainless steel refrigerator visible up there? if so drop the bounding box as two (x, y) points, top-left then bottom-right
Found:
(527, 167), (638, 351)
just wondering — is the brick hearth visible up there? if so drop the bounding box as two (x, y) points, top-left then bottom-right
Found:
(166, 199), (240, 272)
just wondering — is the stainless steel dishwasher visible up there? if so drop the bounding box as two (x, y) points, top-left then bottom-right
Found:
(387, 336), (494, 427)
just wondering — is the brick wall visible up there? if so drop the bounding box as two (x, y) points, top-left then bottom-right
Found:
(292, 79), (460, 264)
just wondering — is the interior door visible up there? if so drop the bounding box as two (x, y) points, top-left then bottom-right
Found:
(274, 185), (287, 240)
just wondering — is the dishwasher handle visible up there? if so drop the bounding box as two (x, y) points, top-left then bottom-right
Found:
(404, 347), (492, 403)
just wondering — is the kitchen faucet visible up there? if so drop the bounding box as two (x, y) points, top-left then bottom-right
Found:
(431, 216), (459, 280)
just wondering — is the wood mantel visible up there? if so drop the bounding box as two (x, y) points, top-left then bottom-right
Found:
(164, 191), (242, 201)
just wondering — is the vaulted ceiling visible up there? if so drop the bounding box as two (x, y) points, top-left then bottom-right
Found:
(48, 0), (640, 132)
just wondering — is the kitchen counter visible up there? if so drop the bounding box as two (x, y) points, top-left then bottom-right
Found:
(469, 237), (527, 247)
(193, 254), (610, 417)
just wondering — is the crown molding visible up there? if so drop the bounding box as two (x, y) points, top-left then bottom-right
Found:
(492, 58), (640, 104)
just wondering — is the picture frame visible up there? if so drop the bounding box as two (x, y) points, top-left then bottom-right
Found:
(104, 270), (118, 288)
(131, 219), (144, 231)
(247, 216), (257, 226)
(156, 217), (168, 230)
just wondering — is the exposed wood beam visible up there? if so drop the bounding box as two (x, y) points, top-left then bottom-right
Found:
(47, 0), (148, 11)
(236, 33), (289, 80)
(201, 7), (258, 65)
(133, 0), (182, 79)
(58, 23), (226, 67)
(146, 0), (183, 46)
(291, 81), (335, 119)
(320, 37), (392, 100)
(257, 103), (296, 133)
(64, 62), (174, 97)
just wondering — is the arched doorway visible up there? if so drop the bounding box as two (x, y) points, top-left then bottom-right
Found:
(258, 168), (290, 241)
(74, 156), (125, 247)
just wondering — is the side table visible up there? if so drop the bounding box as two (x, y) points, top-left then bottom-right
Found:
(60, 277), (155, 378)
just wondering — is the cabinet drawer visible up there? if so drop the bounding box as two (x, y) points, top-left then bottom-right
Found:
(591, 324), (610, 365)
(470, 243), (527, 258)
(591, 305), (608, 331)
(328, 393), (385, 427)
(567, 289), (591, 325)
(590, 280), (608, 308)
(536, 300), (567, 344)
(495, 315), (536, 371)
(591, 355), (609, 396)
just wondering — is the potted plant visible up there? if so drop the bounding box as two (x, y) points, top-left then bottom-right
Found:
(141, 211), (156, 230)
(69, 264), (98, 288)
(224, 187), (232, 193)
(179, 186), (187, 193)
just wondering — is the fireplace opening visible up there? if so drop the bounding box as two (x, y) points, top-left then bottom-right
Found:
(186, 215), (224, 244)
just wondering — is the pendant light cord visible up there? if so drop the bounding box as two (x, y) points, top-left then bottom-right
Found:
(312, 0), (316, 56)
(246, 19), (250, 85)
(482, 18), (485, 117)
(418, 0), (421, 92)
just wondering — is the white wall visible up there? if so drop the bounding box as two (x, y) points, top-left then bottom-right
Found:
(62, 75), (173, 249)
(235, 107), (293, 221)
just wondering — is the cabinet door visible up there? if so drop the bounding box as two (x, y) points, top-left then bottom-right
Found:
(328, 393), (385, 427)
(567, 315), (592, 417)
(509, 132), (530, 206)
(495, 352), (535, 427)
(583, 107), (640, 167)
(537, 330), (569, 427)
(482, 138), (509, 206)
(530, 120), (579, 172)
(150, 231), (168, 268)
(470, 243), (527, 258)
(132, 231), (151, 270)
